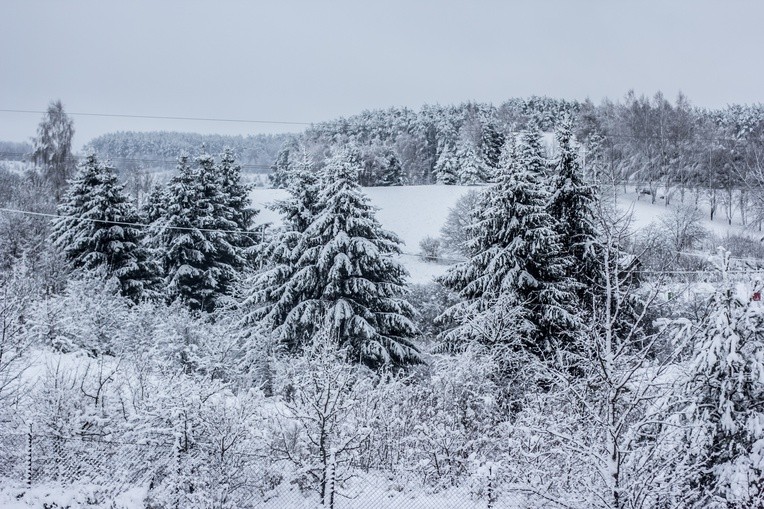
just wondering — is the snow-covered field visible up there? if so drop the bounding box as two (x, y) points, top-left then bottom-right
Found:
(250, 184), (751, 284)
(251, 185), (478, 284)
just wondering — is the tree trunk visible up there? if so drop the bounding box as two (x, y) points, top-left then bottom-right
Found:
(739, 189), (747, 226)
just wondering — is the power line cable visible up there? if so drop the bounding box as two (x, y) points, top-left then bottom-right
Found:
(0, 152), (273, 170)
(3, 107), (762, 143)
(0, 207), (266, 236)
(0, 108), (311, 126)
(4, 205), (764, 274)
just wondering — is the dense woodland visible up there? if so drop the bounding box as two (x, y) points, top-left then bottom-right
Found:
(0, 96), (763, 508)
(85, 131), (288, 172)
(269, 93), (764, 227)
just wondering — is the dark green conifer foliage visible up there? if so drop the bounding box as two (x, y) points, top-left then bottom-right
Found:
(245, 149), (420, 368)
(379, 152), (405, 186)
(152, 151), (253, 312)
(440, 125), (579, 356)
(51, 152), (161, 302)
(548, 119), (600, 305)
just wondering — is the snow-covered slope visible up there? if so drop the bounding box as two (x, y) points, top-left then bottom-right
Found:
(614, 190), (751, 238)
(250, 185), (478, 284)
(250, 185), (751, 285)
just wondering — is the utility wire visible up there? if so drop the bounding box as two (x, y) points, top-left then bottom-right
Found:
(3, 206), (763, 275)
(0, 109), (311, 126)
(0, 152), (273, 170)
(0, 207), (266, 236)
(2, 107), (761, 143)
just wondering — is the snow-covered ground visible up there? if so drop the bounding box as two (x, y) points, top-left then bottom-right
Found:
(613, 188), (752, 238)
(250, 184), (752, 285)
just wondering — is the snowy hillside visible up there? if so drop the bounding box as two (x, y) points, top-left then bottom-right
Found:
(250, 184), (752, 284)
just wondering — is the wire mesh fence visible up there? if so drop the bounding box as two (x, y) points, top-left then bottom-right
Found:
(0, 428), (542, 508)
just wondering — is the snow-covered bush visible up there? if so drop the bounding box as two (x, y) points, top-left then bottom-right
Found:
(656, 251), (764, 508)
(439, 189), (481, 256)
(268, 336), (378, 503)
(419, 236), (441, 262)
(28, 270), (131, 356)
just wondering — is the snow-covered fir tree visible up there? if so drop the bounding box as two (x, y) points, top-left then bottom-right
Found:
(151, 152), (249, 312)
(455, 142), (490, 185)
(663, 250), (764, 508)
(548, 119), (597, 250)
(51, 152), (161, 302)
(247, 148), (321, 319)
(379, 152), (405, 186)
(547, 120), (600, 304)
(268, 138), (298, 189)
(433, 143), (459, 185)
(141, 184), (166, 224)
(217, 148), (258, 254)
(480, 121), (505, 173)
(272, 148), (320, 234)
(245, 148), (420, 367)
(439, 126), (579, 357)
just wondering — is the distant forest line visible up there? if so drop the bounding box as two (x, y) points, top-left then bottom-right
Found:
(3, 93), (764, 206)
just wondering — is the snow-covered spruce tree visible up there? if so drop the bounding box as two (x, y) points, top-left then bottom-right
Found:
(50, 152), (161, 302)
(547, 119), (602, 305)
(252, 147), (321, 295)
(434, 143), (459, 185)
(662, 250), (764, 508)
(268, 137), (298, 189)
(216, 148), (258, 254)
(245, 148), (420, 368)
(272, 148), (320, 234)
(455, 142), (490, 185)
(439, 126), (579, 358)
(480, 120), (505, 173)
(379, 152), (405, 186)
(140, 183), (166, 224)
(240, 149), (320, 391)
(151, 152), (248, 312)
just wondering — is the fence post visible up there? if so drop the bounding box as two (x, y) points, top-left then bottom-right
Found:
(174, 435), (182, 509)
(26, 424), (32, 490)
(487, 464), (496, 509)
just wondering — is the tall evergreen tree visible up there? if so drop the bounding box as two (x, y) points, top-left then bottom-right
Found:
(439, 126), (579, 356)
(272, 149), (320, 234)
(379, 152), (405, 186)
(51, 152), (160, 302)
(455, 142), (490, 185)
(548, 120), (645, 339)
(252, 148), (321, 300)
(217, 148), (258, 254)
(151, 152), (248, 312)
(434, 143), (459, 185)
(245, 149), (420, 367)
(547, 120), (599, 300)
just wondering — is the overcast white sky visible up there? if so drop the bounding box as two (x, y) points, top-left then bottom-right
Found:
(2, 0), (763, 149)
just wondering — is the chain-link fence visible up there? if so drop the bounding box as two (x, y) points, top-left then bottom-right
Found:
(0, 428), (543, 508)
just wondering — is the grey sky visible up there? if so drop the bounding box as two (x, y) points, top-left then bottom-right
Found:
(2, 0), (763, 149)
